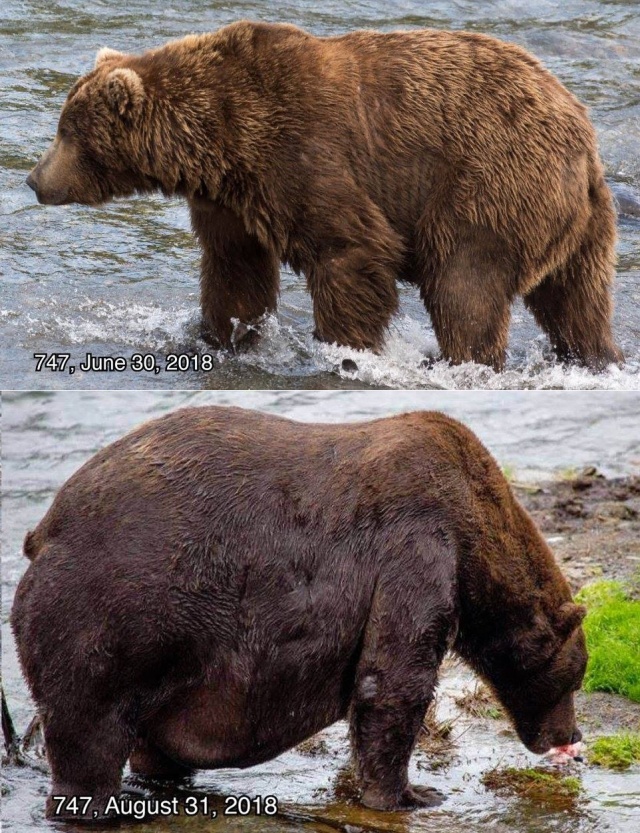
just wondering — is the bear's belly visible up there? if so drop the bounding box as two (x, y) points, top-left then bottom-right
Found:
(150, 655), (353, 769)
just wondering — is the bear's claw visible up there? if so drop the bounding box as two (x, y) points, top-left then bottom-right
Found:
(400, 784), (445, 808)
(361, 784), (445, 811)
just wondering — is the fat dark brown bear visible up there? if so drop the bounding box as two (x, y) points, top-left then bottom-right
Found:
(26, 21), (622, 371)
(12, 407), (587, 822)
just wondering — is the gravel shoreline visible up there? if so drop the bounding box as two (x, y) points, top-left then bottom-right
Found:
(515, 470), (640, 591)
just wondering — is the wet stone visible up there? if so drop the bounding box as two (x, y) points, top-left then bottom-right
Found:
(555, 498), (587, 518)
(598, 502), (638, 521)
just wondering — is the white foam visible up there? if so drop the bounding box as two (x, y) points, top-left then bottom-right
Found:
(25, 297), (199, 351)
(231, 315), (304, 371)
(20, 303), (640, 389)
(316, 315), (640, 390)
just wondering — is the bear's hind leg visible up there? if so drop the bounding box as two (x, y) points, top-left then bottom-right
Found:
(43, 700), (136, 822)
(421, 224), (515, 372)
(190, 202), (280, 350)
(524, 174), (623, 370)
(523, 246), (623, 371)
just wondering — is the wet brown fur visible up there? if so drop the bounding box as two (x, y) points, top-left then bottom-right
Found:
(11, 407), (587, 820)
(26, 21), (622, 369)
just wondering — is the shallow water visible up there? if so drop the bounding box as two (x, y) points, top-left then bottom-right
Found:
(1, 0), (639, 389)
(2, 391), (640, 831)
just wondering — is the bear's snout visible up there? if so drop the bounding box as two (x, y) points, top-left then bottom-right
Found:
(26, 165), (69, 205)
(25, 168), (50, 203)
(26, 141), (75, 205)
(520, 721), (581, 755)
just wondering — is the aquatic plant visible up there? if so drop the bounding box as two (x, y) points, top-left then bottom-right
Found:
(454, 683), (503, 719)
(575, 580), (640, 702)
(481, 767), (581, 808)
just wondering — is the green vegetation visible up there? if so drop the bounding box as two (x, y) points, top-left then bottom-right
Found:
(484, 706), (503, 719)
(575, 580), (640, 702)
(481, 767), (581, 808)
(501, 464), (515, 482)
(455, 684), (503, 719)
(589, 733), (640, 770)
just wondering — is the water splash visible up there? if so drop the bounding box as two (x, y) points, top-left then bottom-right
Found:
(18, 304), (640, 390)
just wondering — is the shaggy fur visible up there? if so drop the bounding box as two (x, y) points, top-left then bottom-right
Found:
(25, 22), (622, 369)
(12, 407), (587, 822)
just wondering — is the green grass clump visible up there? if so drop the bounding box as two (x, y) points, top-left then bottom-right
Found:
(575, 580), (640, 702)
(589, 733), (640, 770)
(482, 767), (581, 808)
(501, 464), (515, 482)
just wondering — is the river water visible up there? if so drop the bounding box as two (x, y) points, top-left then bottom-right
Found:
(2, 390), (640, 831)
(1, 0), (639, 390)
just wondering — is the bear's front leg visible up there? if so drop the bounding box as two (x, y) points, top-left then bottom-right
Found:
(190, 201), (280, 350)
(349, 554), (455, 811)
(302, 185), (403, 352)
(351, 684), (444, 811)
(420, 222), (514, 372)
(308, 241), (401, 352)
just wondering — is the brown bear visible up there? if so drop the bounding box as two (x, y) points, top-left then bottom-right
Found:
(25, 21), (622, 371)
(12, 406), (587, 822)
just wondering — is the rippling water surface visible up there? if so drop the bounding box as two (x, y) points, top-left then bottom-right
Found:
(1, 0), (639, 389)
(2, 391), (640, 831)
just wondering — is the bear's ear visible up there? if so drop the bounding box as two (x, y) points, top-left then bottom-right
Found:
(105, 68), (145, 119)
(95, 47), (126, 68)
(556, 602), (587, 637)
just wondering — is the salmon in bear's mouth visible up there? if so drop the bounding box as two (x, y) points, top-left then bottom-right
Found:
(547, 742), (584, 763)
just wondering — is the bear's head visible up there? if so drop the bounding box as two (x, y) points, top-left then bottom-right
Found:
(26, 49), (153, 206)
(484, 601), (588, 754)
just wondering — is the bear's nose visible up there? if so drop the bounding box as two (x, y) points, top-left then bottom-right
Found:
(571, 728), (582, 744)
(26, 173), (37, 192)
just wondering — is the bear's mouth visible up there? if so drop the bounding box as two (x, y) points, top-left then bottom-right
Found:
(523, 736), (554, 755)
(519, 726), (581, 755)
(35, 191), (72, 206)
(26, 176), (71, 206)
